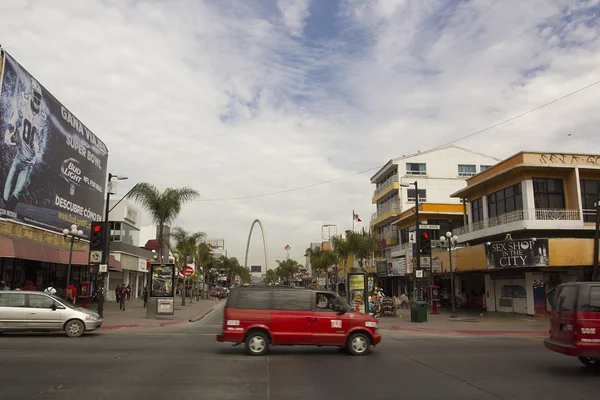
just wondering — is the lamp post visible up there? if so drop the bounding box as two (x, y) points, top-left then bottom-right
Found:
(440, 231), (459, 318)
(63, 224), (84, 285)
(103, 173), (128, 266)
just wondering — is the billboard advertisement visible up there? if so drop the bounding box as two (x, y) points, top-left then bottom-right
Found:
(0, 51), (108, 237)
(250, 265), (261, 273)
(485, 238), (549, 269)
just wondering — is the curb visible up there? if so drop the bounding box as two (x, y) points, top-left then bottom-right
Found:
(387, 326), (547, 337)
(100, 324), (141, 331)
(189, 301), (221, 322)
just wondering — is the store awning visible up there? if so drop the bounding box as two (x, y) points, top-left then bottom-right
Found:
(0, 235), (122, 272)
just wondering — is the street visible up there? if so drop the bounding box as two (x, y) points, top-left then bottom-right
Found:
(1, 303), (598, 400)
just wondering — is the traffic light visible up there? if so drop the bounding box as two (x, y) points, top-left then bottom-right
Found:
(420, 232), (431, 254)
(90, 221), (105, 252)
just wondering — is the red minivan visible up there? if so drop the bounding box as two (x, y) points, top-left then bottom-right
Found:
(216, 286), (381, 356)
(543, 282), (600, 368)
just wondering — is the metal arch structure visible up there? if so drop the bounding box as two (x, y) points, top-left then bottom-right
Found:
(244, 219), (269, 271)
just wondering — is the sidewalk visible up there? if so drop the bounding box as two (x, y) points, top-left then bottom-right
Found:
(86, 297), (221, 331)
(377, 307), (550, 336)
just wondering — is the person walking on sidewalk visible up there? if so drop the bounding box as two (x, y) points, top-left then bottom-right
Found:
(118, 285), (127, 311)
(126, 284), (131, 300)
(96, 283), (105, 318)
(115, 285), (121, 303)
(143, 285), (148, 308)
(64, 283), (77, 305)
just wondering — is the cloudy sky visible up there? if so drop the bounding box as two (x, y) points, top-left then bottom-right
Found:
(1, 0), (599, 269)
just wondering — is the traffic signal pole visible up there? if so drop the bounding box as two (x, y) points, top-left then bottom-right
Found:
(414, 181), (421, 301)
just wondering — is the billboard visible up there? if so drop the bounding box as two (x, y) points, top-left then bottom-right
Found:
(485, 238), (549, 269)
(250, 265), (261, 273)
(0, 51), (108, 238)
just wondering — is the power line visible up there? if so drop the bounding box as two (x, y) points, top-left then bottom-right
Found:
(194, 78), (599, 201)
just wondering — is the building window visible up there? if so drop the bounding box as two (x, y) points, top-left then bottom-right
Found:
(480, 165), (492, 172)
(400, 228), (409, 244)
(487, 183), (523, 218)
(110, 222), (121, 242)
(407, 189), (427, 202)
(406, 163), (426, 175)
(533, 178), (565, 209)
(580, 179), (600, 222)
(458, 165), (477, 177)
(471, 198), (484, 223)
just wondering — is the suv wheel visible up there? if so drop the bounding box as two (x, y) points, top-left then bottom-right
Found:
(65, 320), (85, 338)
(578, 357), (600, 368)
(245, 331), (269, 356)
(347, 332), (370, 356)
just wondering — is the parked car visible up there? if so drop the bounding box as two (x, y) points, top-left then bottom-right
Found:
(543, 282), (600, 367)
(0, 291), (103, 337)
(216, 286), (381, 356)
(210, 286), (228, 299)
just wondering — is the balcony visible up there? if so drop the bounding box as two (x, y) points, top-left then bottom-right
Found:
(372, 175), (399, 203)
(452, 208), (583, 242)
(371, 202), (401, 227)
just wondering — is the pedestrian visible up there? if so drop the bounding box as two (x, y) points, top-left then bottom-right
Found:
(22, 280), (36, 291)
(64, 282), (77, 305)
(0, 280), (5, 290)
(96, 283), (105, 318)
(143, 285), (148, 308)
(118, 285), (127, 311)
(115, 285), (120, 303)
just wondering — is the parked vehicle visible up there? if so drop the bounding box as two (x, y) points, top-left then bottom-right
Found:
(210, 286), (228, 299)
(0, 291), (102, 337)
(543, 282), (600, 367)
(216, 286), (381, 356)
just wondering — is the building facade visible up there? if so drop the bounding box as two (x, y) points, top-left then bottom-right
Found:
(106, 199), (153, 300)
(369, 145), (499, 296)
(436, 151), (600, 316)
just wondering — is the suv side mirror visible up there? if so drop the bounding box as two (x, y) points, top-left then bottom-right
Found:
(335, 304), (346, 313)
(51, 303), (57, 311)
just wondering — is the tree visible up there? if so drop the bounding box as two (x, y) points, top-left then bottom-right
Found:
(305, 246), (338, 287)
(171, 227), (205, 306)
(264, 269), (278, 285)
(126, 183), (199, 263)
(275, 259), (301, 285)
(331, 234), (352, 290)
(348, 231), (378, 269)
(195, 242), (215, 298)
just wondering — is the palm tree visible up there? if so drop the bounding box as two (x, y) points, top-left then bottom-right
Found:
(171, 227), (205, 306)
(275, 259), (301, 285)
(195, 242), (215, 299)
(305, 246), (338, 288)
(348, 231), (378, 269)
(264, 269), (278, 285)
(126, 183), (199, 263)
(331, 234), (352, 291)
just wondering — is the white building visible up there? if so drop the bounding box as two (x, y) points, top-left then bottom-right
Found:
(106, 199), (154, 300)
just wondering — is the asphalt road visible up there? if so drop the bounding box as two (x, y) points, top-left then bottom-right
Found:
(1, 303), (598, 400)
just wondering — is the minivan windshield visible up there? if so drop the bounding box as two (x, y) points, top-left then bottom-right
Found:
(51, 295), (76, 309)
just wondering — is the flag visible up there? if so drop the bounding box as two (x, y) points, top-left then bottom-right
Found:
(353, 210), (362, 222)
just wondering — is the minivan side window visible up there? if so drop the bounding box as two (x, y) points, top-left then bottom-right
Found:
(556, 285), (577, 311)
(579, 286), (600, 312)
(272, 291), (311, 311)
(233, 290), (272, 310)
(0, 293), (26, 307)
(28, 294), (55, 309)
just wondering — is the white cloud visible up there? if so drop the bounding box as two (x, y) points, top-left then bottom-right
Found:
(1, 0), (599, 269)
(277, 0), (311, 37)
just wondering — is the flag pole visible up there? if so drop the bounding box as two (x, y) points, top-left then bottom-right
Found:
(352, 210), (355, 232)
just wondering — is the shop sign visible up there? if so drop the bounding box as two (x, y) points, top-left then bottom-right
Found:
(485, 238), (549, 269)
(376, 260), (388, 277)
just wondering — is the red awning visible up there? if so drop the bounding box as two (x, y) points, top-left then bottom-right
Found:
(0, 235), (122, 272)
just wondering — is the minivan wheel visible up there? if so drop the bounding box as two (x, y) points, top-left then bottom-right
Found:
(578, 357), (600, 368)
(245, 331), (269, 356)
(347, 333), (370, 356)
(65, 320), (85, 338)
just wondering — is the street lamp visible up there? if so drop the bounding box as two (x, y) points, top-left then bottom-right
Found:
(439, 231), (459, 318)
(63, 224), (84, 285)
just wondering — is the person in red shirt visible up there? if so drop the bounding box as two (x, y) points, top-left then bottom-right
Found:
(64, 283), (77, 305)
(22, 280), (36, 291)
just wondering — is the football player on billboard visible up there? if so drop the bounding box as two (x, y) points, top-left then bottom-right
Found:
(2, 78), (46, 212)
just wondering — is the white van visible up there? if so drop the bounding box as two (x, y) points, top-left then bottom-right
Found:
(0, 291), (102, 337)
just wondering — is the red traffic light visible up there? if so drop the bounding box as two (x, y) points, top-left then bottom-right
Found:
(93, 225), (101, 232)
(422, 232), (429, 239)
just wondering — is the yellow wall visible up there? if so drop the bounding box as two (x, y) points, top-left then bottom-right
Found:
(0, 220), (88, 251)
(372, 182), (399, 204)
(432, 237), (595, 273)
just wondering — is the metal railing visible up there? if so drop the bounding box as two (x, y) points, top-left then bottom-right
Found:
(373, 175), (399, 196)
(372, 202), (401, 220)
(453, 208), (581, 236)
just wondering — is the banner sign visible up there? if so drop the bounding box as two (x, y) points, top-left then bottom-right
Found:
(485, 239), (549, 269)
(0, 52), (108, 237)
(376, 260), (388, 277)
(348, 273), (367, 314)
(150, 263), (175, 298)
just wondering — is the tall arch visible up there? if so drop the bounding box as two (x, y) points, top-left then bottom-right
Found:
(244, 219), (269, 271)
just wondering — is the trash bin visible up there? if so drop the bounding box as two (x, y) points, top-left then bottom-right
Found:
(410, 301), (428, 323)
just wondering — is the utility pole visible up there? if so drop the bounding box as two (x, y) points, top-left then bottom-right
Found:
(592, 200), (600, 282)
(414, 181), (421, 300)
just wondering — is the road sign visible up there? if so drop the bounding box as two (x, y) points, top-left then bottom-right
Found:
(415, 269), (424, 278)
(99, 264), (108, 273)
(89, 251), (102, 263)
(409, 231), (416, 244)
(409, 224), (440, 231)
(420, 256), (431, 268)
(285, 253), (290, 260)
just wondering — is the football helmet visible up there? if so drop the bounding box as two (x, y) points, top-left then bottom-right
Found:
(30, 78), (42, 114)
